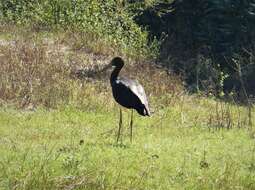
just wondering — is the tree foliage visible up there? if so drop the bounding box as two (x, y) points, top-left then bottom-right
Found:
(135, 0), (255, 95)
(0, 0), (154, 57)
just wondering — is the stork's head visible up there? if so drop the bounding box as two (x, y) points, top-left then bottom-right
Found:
(99, 57), (125, 73)
(111, 57), (124, 68)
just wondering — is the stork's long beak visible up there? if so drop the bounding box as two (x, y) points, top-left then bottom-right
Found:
(98, 63), (112, 73)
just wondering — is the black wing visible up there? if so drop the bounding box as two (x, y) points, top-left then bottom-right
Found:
(116, 77), (150, 116)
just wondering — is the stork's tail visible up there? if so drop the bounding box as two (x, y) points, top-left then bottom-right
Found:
(144, 106), (151, 116)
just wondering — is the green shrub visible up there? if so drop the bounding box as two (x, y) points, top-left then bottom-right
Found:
(0, 0), (158, 58)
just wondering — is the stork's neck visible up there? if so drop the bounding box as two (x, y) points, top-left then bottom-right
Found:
(110, 66), (122, 83)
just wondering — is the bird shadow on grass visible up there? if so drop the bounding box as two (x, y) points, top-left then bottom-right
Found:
(80, 141), (131, 149)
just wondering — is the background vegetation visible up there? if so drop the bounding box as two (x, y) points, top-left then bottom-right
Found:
(134, 0), (255, 97)
(1, 0), (255, 98)
(0, 0), (158, 58)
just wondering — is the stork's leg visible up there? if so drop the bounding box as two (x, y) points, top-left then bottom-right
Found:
(130, 109), (134, 143)
(117, 108), (123, 143)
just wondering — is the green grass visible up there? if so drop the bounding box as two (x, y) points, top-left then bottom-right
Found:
(0, 21), (254, 190)
(1, 101), (255, 190)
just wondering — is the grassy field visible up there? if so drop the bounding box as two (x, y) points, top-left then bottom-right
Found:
(0, 27), (255, 189)
(1, 97), (255, 190)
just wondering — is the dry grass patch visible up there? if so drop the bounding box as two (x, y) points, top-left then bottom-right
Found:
(0, 38), (71, 108)
(0, 32), (184, 111)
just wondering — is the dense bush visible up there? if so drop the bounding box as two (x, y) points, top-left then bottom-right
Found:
(134, 0), (255, 97)
(0, 0), (157, 57)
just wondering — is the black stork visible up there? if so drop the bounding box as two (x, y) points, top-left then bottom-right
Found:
(106, 57), (150, 143)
